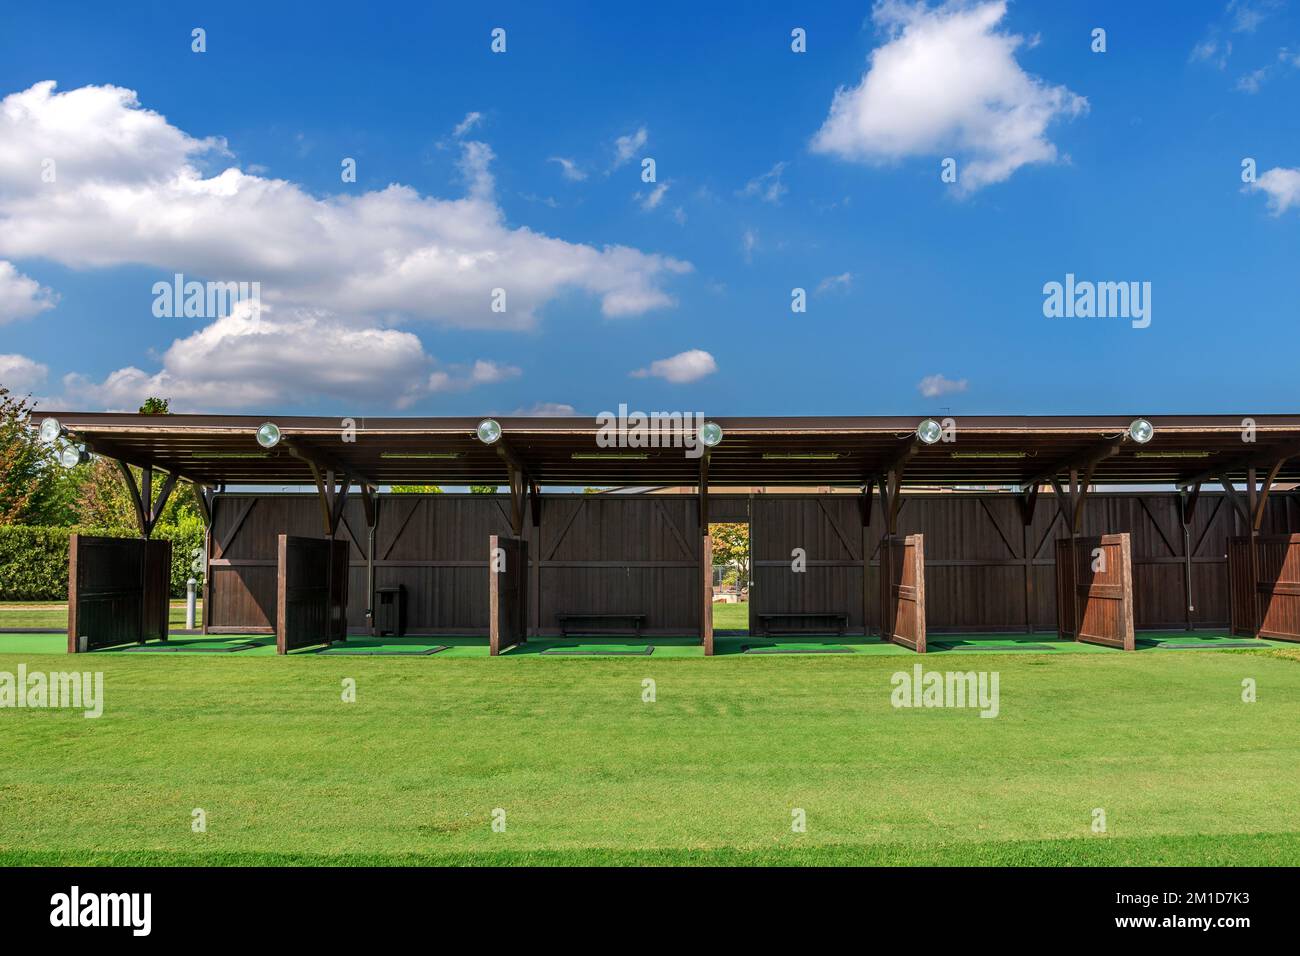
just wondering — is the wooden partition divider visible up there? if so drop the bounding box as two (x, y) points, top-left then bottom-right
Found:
(880, 534), (926, 652)
(276, 535), (350, 654)
(489, 534), (527, 655)
(1055, 534), (1135, 650)
(1228, 534), (1300, 641)
(67, 534), (171, 653)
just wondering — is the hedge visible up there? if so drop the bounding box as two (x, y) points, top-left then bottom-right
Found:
(0, 521), (206, 601)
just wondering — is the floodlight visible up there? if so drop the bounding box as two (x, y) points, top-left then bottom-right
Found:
(255, 421), (282, 449)
(57, 443), (88, 469)
(698, 421), (724, 448)
(1128, 418), (1154, 444)
(916, 418), (944, 445)
(476, 418), (502, 444)
(39, 417), (65, 443)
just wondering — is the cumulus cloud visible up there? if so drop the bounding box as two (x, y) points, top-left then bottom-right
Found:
(0, 353), (49, 394)
(452, 111), (483, 137)
(918, 373), (968, 398)
(810, 1), (1087, 193)
(631, 349), (718, 384)
(612, 127), (647, 169)
(0, 82), (691, 408)
(0, 260), (57, 322)
(1249, 166), (1300, 214)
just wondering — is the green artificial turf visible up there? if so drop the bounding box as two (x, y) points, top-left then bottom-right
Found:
(0, 645), (1296, 866)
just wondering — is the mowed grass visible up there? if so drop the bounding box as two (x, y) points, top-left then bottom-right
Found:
(0, 602), (201, 630)
(1, 648), (1298, 866)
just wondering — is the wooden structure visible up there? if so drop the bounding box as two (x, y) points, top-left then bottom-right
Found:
(880, 534), (926, 652)
(67, 534), (171, 653)
(37, 411), (1300, 654)
(275, 535), (349, 653)
(1228, 533), (1300, 642)
(1055, 534), (1135, 650)
(489, 534), (527, 655)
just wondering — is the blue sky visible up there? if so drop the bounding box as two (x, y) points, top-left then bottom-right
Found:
(0, 0), (1298, 418)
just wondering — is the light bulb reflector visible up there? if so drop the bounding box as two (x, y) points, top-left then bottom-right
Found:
(699, 421), (724, 447)
(1128, 418), (1154, 444)
(39, 417), (63, 443)
(58, 443), (84, 469)
(255, 421), (282, 449)
(916, 418), (944, 445)
(476, 418), (502, 444)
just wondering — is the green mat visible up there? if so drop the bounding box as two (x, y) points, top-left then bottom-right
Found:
(1149, 641), (1267, 650)
(315, 644), (448, 656)
(119, 641), (259, 654)
(930, 642), (1056, 652)
(742, 645), (853, 654)
(540, 646), (654, 656)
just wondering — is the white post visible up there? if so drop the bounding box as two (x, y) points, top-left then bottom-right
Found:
(186, 577), (197, 629)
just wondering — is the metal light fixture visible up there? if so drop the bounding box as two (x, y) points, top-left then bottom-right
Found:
(39, 417), (66, 443)
(255, 421), (282, 449)
(476, 418), (502, 444)
(698, 421), (724, 448)
(1128, 418), (1154, 444)
(57, 442), (89, 468)
(916, 418), (944, 444)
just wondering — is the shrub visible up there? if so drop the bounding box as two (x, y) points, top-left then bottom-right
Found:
(0, 522), (206, 600)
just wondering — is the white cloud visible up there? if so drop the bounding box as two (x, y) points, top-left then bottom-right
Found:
(739, 161), (788, 204)
(0, 82), (692, 408)
(918, 373), (968, 398)
(1250, 166), (1300, 214)
(741, 229), (757, 264)
(1228, 0), (1280, 33)
(612, 127), (647, 168)
(0, 353), (49, 393)
(549, 156), (587, 181)
(810, 1), (1087, 193)
(0, 260), (57, 322)
(452, 111), (483, 137)
(512, 401), (576, 416)
(631, 349), (718, 384)
(638, 181), (669, 210)
(815, 272), (854, 295)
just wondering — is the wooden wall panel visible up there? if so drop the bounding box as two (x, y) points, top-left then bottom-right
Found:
(1056, 533), (1135, 650)
(205, 491), (1299, 638)
(880, 534), (926, 652)
(275, 535), (348, 653)
(67, 534), (168, 652)
(489, 535), (527, 654)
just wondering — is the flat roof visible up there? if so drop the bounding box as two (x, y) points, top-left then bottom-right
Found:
(33, 412), (1300, 488)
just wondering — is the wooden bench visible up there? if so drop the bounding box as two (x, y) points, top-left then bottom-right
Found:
(557, 612), (647, 638)
(756, 611), (849, 636)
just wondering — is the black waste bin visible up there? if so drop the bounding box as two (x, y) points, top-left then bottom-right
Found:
(375, 585), (406, 636)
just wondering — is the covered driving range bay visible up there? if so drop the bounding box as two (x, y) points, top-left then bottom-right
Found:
(25, 412), (1300, 658)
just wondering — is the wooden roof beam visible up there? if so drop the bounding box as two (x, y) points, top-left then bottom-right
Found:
(1176, 441), (1300, 491)
(1023, 436), (1122, 490)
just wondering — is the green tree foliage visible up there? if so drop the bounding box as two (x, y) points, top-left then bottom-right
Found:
(0, 386), (69, 524)
(469, 485), (499, 494)
(710, 522), (750, 587)
(138, 397), (170, 414)
(390, 485), (443, 493)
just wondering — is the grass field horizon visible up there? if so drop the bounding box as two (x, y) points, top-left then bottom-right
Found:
(2, 645), (1297, 866)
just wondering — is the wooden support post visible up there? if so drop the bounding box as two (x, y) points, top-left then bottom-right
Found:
(1178, 484), (1200, 631)
(861, 480), (873, 638)
(699, 452), (711, 652)
(1019, 484), (1039, 633)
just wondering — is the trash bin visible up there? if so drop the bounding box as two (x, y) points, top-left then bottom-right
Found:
(375, 585), (406, 636)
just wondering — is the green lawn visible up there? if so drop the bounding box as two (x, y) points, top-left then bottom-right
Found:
(1, 644), (1297, 866)
(0, 602), (202, 630)
(711, 601), (748, 630)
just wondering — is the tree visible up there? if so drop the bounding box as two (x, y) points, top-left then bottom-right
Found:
(138, 397), (170, 414)
(0, 386), (65, 524)
(710, 522), (750, 588)
(469, 485), (498, 494)
(391, 485), (443, 493)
